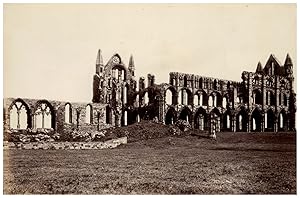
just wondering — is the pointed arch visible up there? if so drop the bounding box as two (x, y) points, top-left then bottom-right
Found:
(222, 110), (232, 131)
(265, 109), (275, 132)
(199, 78), (203, 89)
(210, 108), (221, 133)
(85, 104), (93, 124)
(278, 109), (287, 131)
(184, 76), (188, 87)
(194, 107), (208, 130)
(179, 107), (192, 123)
(251, 108), (262, 132)
(236, 107), (248, 132)
(222, 97), (227, 108)
(193, 93), (200, 106)
(213, 79), (218, 90)
(8, 98), (31, 130)
(64, 103), (72, 124)
(208, 95), (213, 107)
(165, 107), (177, 125)
(253, 89), (262, 105)
(165, 86), (177, 105)
(178, 88), (192, 105)
(34, 100), (55, 129)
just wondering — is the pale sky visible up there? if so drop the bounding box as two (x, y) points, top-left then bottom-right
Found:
(4, 4), (296, 103)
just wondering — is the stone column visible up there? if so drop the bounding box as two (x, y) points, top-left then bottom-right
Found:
(274, 117), (278, 132)
(261, 113), (265, 132)
(209, 115), (216, 139)
(32, 113), (36, 130)
(231, 116), (236, 132)
(233, 88), (237, 108)
(3, 109), (10, 134)
(262, 75), (266, 108)
(158, 95), (164, 123)
(247, 116), (251, 132)
(286, 114), (290, 131)
(115, 114), (121, 127)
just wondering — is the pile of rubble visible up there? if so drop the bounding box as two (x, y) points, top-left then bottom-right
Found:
(4, 128), (60, 143)
(68, 130), (107, 142)
(108, 119), (192, 142)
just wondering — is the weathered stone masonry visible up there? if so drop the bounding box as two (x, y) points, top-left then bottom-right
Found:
(3, 50), (296, 137)
(3, 98), (110, 139)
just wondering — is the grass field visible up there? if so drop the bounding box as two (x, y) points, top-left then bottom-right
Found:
(3, 132), (296, 194)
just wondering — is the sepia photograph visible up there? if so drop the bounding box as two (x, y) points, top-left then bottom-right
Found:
(3, 3), (297, 194)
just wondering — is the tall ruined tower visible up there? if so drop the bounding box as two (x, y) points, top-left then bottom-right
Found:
(92, 49), (104, 103)
(92, 49), (140, 127)
(284, 53), (296, 131)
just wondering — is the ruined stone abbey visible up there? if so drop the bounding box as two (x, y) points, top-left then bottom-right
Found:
(3, 50), (296, 137)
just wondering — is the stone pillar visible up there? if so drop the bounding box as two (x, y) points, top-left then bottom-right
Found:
(32, 113), (36, 130)
(247, 116), (251, 132)
(158, 95), (164, 123)
(286, 114), (290, 131)
(209, 116), (216, 139)
(233, 88), (237, 108)
(178, 91), (182, 105)
(231, 116), (236, 132)
(115, 114), (121, 127)
(262, 75), (266, 108)
(275, 76), (279, 113)
(261, 113), (265, 132)
(190, 114), (194, 129)
(274, 117), (278, 132)
(182, 90), (187, 105)
(3, 109), (10, 133)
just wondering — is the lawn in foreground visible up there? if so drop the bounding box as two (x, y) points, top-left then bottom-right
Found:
(3, 132), (296, 194)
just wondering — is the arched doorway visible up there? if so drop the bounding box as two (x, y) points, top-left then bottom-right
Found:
(236, 108), (248, 132)
(265, 109), (275, 132)
(179, 107), (192, 123)
(165, 107), (177, 125)
(278, 110), (287, 131)
(222, 110), (231, 132)
(194, 108), (208, 131)
(251, 108), (262, 132)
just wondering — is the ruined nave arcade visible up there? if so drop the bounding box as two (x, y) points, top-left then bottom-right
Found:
(3, 50), (296, 136)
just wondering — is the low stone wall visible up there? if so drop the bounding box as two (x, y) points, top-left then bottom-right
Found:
(3, 137), (127, 150)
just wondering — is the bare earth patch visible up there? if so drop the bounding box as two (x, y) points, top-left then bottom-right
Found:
(3, 132), (296, 194)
